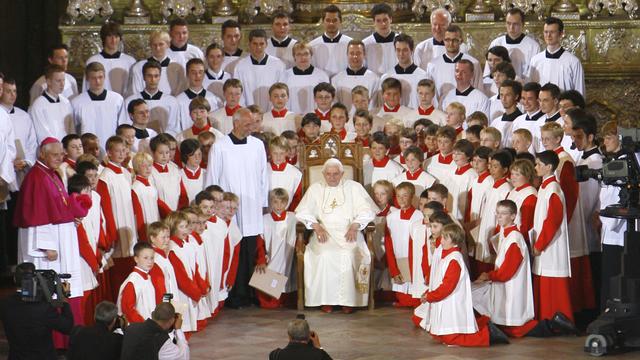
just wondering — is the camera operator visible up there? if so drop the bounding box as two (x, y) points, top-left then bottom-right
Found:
(594, 121), (626, 311)
(121, 302), (189, 360)
(269, 318), (333, 360)
(0, 262), (74, 360)
(67, 301), (125, 360)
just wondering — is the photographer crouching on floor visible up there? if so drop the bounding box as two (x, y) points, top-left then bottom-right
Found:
(269, 315), (333, 360)
(0, 262), (74, 360)
(67, 301), (126, 360)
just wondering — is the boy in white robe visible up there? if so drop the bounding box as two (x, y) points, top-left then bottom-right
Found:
(448, 140), (478, 222)
(150, 135), (189, 216)
(211, 79), (242, 135)
(371, 180), (397, 294)
(265, 12), (298, 69)
(364, 132), (404, 189)
(327, 103), (356, 142)
(381, 34), (427, 109)
(490, 80), (523, 148)
(254, 189), (298, 308)
(279, 43), (330, 115)
(384, 182), (424, 307)
(57, 134), (83, 189)
(392, 128), (416, 170)
(173, 58), (223, 135)
(442, 60), (490, 118)
(130, 152), (161, 242)
(308, 5), (353, 77)
(128, 31), (184, 97)
(176, 97), (224, 143)
(72, 62), (127, 149)
(473, 150), (513, 277)
(203, 43), (232, 101)
(374, 78), (415, 128)
(217, 193), (243, 306)
(179, 139), (206, 203)
(28, 65), (73, 143)
(125, 61), (180, 134)
(117, 242), (157, 323)
(392, 146), (436, 206)
(29, 45), (78, 105)
(527, 17), (585, 95)
(268, 136), (302, 211)
(235, 29), (286, 111)
(512, 82), (544, 153)
(261, 83), (298, 136)
(465, 146), (494, 230)
(183, 207), (212, 330)
(362, 4), (398, 75)
(166, 211), (203, 333)
(83, 22), (136, 96)
(96, 136), (138, 300)
(408, 79), (447, 126)
(419, 224), (507, 346)
(331, 40), (380, 110)
(426, 126), (457, 183)
(148, 222), (180, 315)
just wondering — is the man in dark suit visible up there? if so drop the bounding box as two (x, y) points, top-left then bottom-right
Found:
(269, 318), (333, 360)
(0, 262), (74, 360)
(67, 301), (124, 360)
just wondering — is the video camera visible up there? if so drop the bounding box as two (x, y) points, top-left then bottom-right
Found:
(575, 128), (640, 218)
(20, 269), (71, 308)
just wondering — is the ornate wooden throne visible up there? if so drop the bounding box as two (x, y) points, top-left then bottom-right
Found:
(295, 133), (376, 311)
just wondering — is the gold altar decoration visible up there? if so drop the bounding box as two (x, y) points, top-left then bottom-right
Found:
(66, 0), (114, 24)
(500, 0), (546, 20)
(59, 1), (640, 126)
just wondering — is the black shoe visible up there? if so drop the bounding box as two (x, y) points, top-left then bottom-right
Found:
(488, 321), (510, 345)
(550, 312), (580, 336)
(526, 320), (554, 337)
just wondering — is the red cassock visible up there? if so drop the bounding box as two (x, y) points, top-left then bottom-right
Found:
(533, 182), (574, 322)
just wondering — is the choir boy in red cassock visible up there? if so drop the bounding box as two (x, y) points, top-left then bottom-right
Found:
(531, 150), (575, 326)
(117, 242), (158, 323)
(372, 180), (397, 295)
(364, 132), (404, 189)
(211, 79), (243, 135)
(261, 83), (298, 136)
(393, 128), (417, 170)
(479, 127), (502, 151)
(465, 146), (493, 230)
(421, 224), (509, 347)
(506, 159), (537, 246)
(328, 103), (356, 142)
(176, 97), (223, 143)
(448, 139), (477, 222)
(147, 221), (178, 307)
(67, 174), (101, 325)
(96, 136), (137, 300)
(311, 82), (335, 134)
(384, 182), (424, 307)
(475, 200), (577, 337)
(150, 135), (189, 217)
(392, 146), (437, 206)
(426, 126), (457, 183)
(353, 110), (373, 147)
(540, 122), (595, 313)
(268, 136), (302, 211)
(473, 150), (513, 277)
(422, 124), (440, 167)
(58, 134), (83, 188)
(218, 193), (243, 308)
(254, 188), (298, 308)
(374, 78), (415, 128)
(183, 207), (212, 330)
(165, 211), (202, 334)
(299, 113), (322, 145)
(179, 139), (206, 204)
(412, 80), (447, 126)
(444, 102), (465, 140)
(131, 152), (161, 241)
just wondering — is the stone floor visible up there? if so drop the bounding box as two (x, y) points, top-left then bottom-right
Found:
(187, 306), (637, 360)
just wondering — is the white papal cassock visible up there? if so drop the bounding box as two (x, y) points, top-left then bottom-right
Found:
(295, 179), (377, 307)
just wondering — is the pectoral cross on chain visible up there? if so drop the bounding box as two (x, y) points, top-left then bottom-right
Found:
(330, 198), (338, 210)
